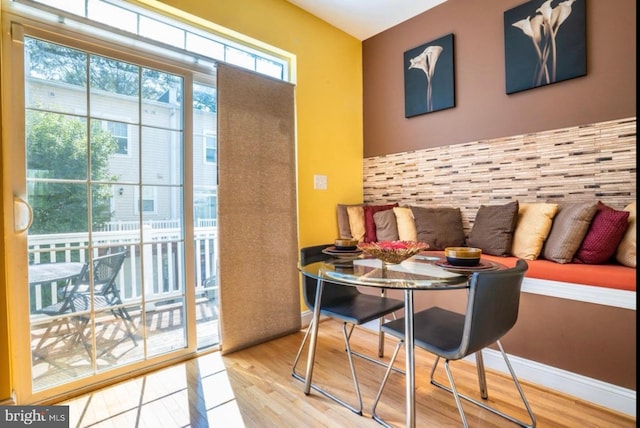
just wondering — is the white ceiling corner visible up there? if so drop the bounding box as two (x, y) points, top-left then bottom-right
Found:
(286, 0), (447, 40)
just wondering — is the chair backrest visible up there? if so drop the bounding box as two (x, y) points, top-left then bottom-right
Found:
(300, 244), (361, 309)
(459, 259), (528, 358)
(88, 251), (127, 297)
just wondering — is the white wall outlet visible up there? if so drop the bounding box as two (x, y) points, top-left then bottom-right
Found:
(313, 174), (327, 190)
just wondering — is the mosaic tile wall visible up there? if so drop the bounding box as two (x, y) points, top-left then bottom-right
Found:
(363, 117), (637, 234)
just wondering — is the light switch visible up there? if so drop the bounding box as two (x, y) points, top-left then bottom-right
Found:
(314, 174), (327, 190)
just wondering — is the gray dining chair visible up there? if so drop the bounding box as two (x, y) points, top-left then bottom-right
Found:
(371, 259), (536, 427)
(292, 244), (405, 415)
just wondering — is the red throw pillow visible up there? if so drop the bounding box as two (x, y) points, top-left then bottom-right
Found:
(363, 204), (398, 243)
(573, 202), (630, 264)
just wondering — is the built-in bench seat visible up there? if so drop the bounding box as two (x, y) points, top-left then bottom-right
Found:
(480, 254), (636, 292)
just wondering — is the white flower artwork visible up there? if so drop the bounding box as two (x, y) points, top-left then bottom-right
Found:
(404, 33), (455, 118)
(504, 0), (586, 94)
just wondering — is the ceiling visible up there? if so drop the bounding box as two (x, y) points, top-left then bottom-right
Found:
(286, 0), (447, 41)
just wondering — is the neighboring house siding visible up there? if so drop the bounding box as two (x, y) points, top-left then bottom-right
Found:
(26, 77), (216, 223)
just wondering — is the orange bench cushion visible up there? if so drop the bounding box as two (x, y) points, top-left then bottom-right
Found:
(480, 255), (636, 292)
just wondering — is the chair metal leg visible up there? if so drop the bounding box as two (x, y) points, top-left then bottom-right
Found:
(371, 339), (403, 427)
(475, 350), (488, 399)
(378, 317), (385, 357)
(291, 318), (364, 415)
(429, 341), (537, 427)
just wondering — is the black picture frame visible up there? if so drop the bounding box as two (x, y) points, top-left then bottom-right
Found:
(504, 0), (586, 94)
(404, 33), (455, 118)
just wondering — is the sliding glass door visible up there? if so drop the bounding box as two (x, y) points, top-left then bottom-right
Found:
(3, 20), (219, 403)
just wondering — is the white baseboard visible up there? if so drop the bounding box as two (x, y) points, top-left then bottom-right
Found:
(304, 314), (636, 418)
(469, 349), (636, 418)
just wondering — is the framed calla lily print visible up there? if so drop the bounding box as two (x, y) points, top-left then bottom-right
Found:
(504, 0), (586, 94)
(404, 33), (455, 118)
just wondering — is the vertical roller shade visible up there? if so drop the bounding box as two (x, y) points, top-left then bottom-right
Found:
(217, 63), (300, 354)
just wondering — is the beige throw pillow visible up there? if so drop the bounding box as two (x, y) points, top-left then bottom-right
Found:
(616, 202), (636, 268)
(346, 205), (366, 242)
(511, 203), (558, 260)
(393, 207), (417, 241)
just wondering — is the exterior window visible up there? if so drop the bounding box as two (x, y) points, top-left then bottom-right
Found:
(135, 187), (157, 214)
(106, 121), (129, 155)
(15, 0), (289, 81)
(204, 132), (216, 164)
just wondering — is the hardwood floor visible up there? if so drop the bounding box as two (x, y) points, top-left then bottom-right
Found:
(59, 320), (635, 427)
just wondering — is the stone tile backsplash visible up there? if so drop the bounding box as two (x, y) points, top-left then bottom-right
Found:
(363, 117), (637, 234)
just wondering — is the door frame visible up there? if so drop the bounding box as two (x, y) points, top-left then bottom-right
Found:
(1, 13), (209, 404)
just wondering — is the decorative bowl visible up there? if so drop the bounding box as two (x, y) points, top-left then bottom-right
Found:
(444, 247), (482, 266)
(335, 238), (359, 250)
(358, 241), (429, 264)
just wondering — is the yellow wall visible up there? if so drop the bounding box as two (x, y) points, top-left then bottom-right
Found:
(153, 0), (365, 246)
(0, 0), (363, 401)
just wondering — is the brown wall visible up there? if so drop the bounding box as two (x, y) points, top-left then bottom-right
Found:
(362, 0), (636, 157)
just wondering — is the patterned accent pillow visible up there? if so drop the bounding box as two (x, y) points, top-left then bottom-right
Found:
(374, 209), (400, 242)
(511, 203), (558, 260)
(616, 202), (636, 268)
(573, 202), (630, 264)
(410, 206), (466, 250)
(468, 201), (519, 256)
(542, 202), (598, 264)
(393, 207), (417, 241)
(363, 204), (398, 242)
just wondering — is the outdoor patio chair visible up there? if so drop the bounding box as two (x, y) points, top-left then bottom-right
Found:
(32, 263), (92, 359)
(75, 250), (138, 347)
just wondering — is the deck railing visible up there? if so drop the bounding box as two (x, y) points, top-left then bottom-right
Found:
(28, 225), (218, 312)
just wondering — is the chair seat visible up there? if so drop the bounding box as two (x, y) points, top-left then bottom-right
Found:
(321, 293), (404, 325)
(36, 294), (90, 316)
(383, 307), (466, 359)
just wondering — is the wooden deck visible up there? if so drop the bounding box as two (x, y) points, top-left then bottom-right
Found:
(31, 297), (219, 391)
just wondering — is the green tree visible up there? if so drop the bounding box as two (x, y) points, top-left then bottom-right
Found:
(26, 111), (118, 234)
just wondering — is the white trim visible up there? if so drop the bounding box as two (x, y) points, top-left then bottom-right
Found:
(467, 349), (637, 418)
(521, 277), (636, 310)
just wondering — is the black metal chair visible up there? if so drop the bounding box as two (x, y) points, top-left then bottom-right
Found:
(32, 263), (91, 359)
(372, 259), (536, 427)
(292, 244), (405, 415)
(75, 250), (138, 347)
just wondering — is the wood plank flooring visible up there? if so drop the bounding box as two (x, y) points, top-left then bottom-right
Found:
(59, 319), (635, 427)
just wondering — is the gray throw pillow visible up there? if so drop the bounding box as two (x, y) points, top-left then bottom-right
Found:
(542, 202), (598, 263)
(373, 209), (399, 241)
(410, 206), (466, 250)
(468, 201), (519, 256)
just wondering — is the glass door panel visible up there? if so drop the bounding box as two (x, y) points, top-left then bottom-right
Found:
(24, 35), (189, 392)
(192, 81), (219, 350)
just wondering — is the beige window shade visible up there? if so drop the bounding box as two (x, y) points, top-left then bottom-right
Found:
(216, 63), (300, 354)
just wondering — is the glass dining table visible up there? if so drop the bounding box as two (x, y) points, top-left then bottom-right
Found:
(298, 252), (506, 428)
